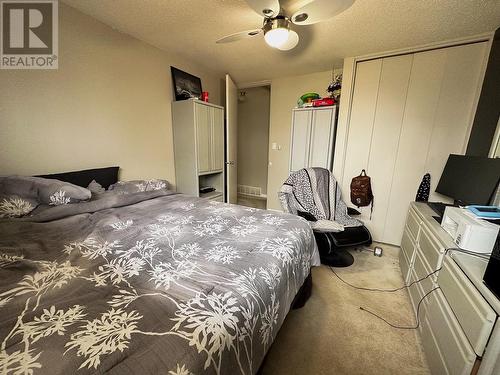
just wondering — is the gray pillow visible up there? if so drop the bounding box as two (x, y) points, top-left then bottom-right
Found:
(108, 179), (169, 194)
(0, 176), (91, 218)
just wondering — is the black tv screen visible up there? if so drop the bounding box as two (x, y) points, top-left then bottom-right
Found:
(436, 154), (500, 205)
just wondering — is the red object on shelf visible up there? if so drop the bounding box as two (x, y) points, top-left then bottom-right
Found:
(202, 92), (209, 102)
(312, 98), (335, 107)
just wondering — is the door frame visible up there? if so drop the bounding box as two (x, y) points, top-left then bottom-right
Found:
(235, 81), (272, 207)
(225, 74), (238, 204)
(489, 116), (500, 158)
(332, 32), (494, 187)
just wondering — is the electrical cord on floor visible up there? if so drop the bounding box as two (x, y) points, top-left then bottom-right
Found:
(359, 287), (440, 330)
(329, 266), (441, 292)
(329, 246), (491, 292)
(331, 246), (491, 329)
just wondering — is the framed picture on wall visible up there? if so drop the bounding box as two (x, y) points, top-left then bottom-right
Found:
(171, 67), (202, 101)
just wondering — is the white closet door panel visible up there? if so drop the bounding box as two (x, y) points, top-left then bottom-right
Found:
(426, 42), (488, 202)
(212, 107), (225, 171)
(195, 104), (211, 174)
(309, 108), (334, 169)
(365, 54), (413, 239)
(341, 59), (382, 198)
(290, 110), (312, 172)
(383, 49), (447, 244)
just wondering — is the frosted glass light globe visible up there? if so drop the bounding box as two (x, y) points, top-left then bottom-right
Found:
(264, 28), (290, 48)
(278, 30), (299, 51)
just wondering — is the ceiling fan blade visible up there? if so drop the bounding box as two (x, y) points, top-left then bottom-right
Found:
(216, 29), (262, 44)
(291, 0), (354, 25)
(277, 30), (299, 51)
(244, 0), (281, 18)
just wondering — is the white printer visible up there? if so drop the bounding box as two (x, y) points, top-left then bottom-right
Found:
(441, 206), (499, 254)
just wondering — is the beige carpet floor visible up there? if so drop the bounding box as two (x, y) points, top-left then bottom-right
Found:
(260, 244), (431, 375)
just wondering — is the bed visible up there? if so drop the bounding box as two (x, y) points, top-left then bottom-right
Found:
(0, 168), (319, 375)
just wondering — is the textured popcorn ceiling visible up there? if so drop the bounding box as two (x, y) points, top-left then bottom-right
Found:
(62, 0), (500, 83)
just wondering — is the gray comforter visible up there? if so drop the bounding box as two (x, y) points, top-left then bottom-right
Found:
(0, 190), (319, 375)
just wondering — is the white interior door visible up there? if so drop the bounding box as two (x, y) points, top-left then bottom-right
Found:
(225, 74), (238, 203)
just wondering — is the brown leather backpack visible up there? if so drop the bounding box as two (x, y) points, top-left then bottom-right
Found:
(350, 169), (373, 208)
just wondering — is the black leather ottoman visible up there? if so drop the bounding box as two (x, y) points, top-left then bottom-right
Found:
(314, 225), (372, 267)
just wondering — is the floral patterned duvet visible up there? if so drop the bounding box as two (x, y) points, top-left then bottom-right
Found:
(0, 190), (319, 374)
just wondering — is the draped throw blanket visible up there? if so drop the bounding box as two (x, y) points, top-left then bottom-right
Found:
(279, 168), (362, 231)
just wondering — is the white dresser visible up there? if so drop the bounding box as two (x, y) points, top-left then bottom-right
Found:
(401, 202), (500, 375)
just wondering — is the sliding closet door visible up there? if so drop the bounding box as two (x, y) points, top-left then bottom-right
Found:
(341, 41), (487, 245)
(366, 55), (413, 240)
(341, 60), (382, 197)
(424, 43), (488, 202)
(383, 50), (448, 244)
(383, 42), (487, 244)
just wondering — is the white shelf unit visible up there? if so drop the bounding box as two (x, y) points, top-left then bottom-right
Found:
(289, 106), (337, 174)
(172, 99), (225, 202)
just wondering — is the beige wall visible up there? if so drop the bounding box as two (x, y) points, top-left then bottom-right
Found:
(0, 3), (222, 186)
(237, 86), (270, 194)
(266, 70), (339, 210)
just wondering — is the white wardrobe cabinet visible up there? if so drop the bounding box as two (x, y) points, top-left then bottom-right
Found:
(289, 106), (337, 173)
(338, 41), (488, 245)
(172, 99), (225, 201)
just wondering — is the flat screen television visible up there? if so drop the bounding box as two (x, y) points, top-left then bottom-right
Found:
(436, 154), (500, 205)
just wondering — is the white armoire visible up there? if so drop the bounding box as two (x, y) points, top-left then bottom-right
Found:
(172, 99), (225, 202)
(334, 41), (489, 245)
(289, 106), (337, 174)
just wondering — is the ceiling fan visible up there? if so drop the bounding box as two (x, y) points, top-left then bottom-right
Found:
(216, 0), (355, 51)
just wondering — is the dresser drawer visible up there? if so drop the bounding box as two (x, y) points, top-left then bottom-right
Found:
(421, 312), (448, 375)
(399, 246), (411, 285)
(426, 289), (476, 375)
(413, 250), (437, 294)
(418, 224), (445, 271)
(408, 269), (428, 320)
(439, 256), (496, 355)
(406, 207), (421, 241)
(401, 228), (416, 266)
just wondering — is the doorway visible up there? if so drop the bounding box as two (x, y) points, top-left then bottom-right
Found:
(236, 85), (271, 209)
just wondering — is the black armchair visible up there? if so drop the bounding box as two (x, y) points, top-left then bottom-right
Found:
(298, 211), (372, 267)
(280, 168), (373, 268)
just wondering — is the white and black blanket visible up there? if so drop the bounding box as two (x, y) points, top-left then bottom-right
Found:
(279, 168), (362, 231)
(0, 190), (319, 374)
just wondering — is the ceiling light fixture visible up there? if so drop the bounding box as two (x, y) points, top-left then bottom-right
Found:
(277, 29), (299, 51)
(263, 17), (290, 49)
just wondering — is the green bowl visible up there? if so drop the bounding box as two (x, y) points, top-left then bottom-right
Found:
(300, 92), (321, 103)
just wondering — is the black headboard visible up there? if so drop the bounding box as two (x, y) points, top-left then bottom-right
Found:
(36, 166), (119, 189)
